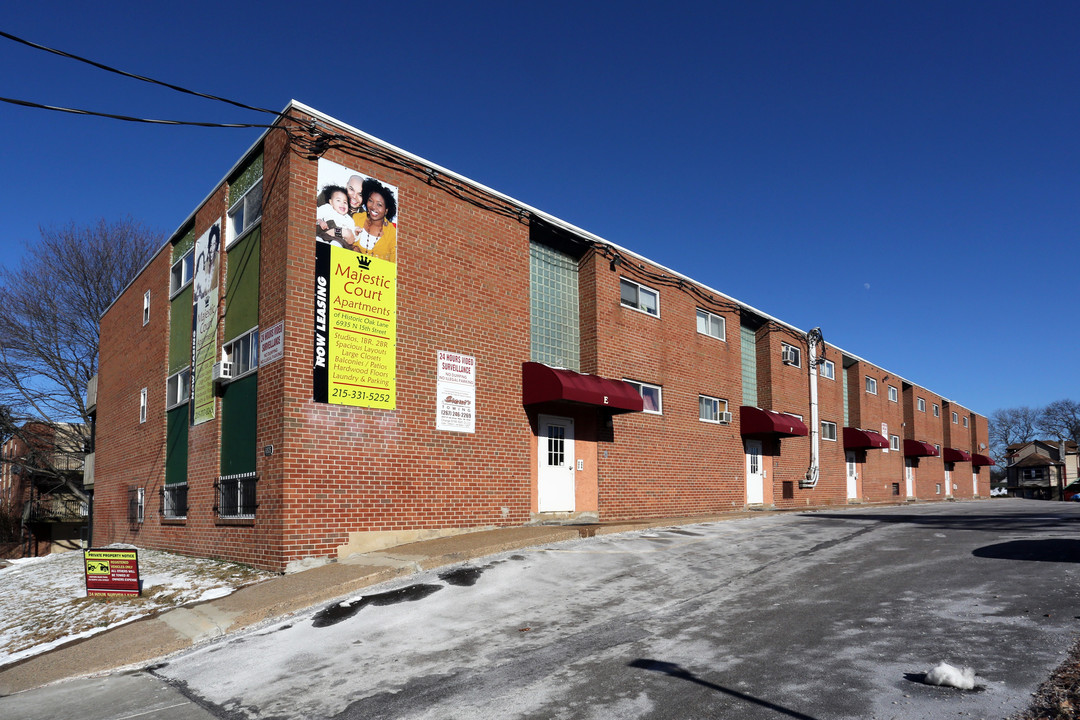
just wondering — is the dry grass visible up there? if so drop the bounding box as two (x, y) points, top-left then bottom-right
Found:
(1013, 638), (1080, 720)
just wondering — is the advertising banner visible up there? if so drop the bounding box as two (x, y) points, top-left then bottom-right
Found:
(436, 351), (476, 433)
(312, 159), (398, 409)
(191, 222), (221, 425)
(84, 548), (140, 597)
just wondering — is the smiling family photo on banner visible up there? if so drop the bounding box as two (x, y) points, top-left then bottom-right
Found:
(312, 158), (398, 409)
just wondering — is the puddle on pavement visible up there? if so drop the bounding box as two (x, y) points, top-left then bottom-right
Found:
(312, 583), (443, 628)
(439, 566), (485, 586)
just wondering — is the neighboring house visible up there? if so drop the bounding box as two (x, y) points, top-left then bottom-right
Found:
(91, 101), (991, 572)
(1005, 440), (1078, 500)
(0, 422), (88, 556)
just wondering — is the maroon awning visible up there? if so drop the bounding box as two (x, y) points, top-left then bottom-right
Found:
(843, 427), (890, 450)
(522, 362), (643, 414)
(904, 439), (939, 457)
(971, 453), (996, 466)
(740, 406), (808, 438)
(943, 447), (972, 463)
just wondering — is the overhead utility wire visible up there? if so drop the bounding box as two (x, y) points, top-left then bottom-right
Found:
(0, 96), (277, 128)
(0, 30), (282, 117)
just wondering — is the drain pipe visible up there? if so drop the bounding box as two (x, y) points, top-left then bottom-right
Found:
(801, 327), (824, 489)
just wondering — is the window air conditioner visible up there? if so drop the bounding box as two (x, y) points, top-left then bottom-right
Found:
(781, 348), (798, 364)
(718, 411), (733, 424)
(212, 361), (233, 383)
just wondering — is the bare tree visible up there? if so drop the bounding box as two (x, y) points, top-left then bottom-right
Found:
(1038, 399), (1080, 447)
(988, 406), (1041, 463)
(0, 218), (162, 499)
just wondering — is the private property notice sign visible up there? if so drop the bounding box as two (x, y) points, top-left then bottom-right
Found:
(84, 549), (141, 597)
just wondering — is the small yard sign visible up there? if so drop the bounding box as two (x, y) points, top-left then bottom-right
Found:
(84, 548), (140, 597)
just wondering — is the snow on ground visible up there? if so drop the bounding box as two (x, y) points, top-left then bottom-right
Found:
(0, 546), (275, 668)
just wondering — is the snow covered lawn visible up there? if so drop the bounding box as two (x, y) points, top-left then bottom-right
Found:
(0, 546), (275, 668)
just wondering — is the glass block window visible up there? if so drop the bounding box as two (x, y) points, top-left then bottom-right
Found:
(529, 242), (580, 371)
(740, 324), (757, 408)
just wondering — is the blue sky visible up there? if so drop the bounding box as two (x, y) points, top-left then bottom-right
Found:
(1, 1), (1076, 417)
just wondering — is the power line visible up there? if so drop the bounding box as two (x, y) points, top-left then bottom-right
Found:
(0, 96), (277, 129)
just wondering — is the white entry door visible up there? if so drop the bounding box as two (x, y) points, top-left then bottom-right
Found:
(846, 451), (859, 500)
(972, 471), (978, 496)
(745, 439), (764, 505)
(538, 415), (575, 512)
(944, 466), (953, 496)
(905, 459), (915, 498)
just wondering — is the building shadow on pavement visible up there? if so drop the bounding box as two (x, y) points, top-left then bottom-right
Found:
(628, 659), (820, 720)
(972, 538), (1080, 563)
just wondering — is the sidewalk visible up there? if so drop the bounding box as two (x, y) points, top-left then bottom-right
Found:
(0, 512), (754, 696)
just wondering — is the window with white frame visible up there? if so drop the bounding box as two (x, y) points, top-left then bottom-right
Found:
(890, 434), (900, 451)
(819, 359), (835, 380)
(952, 411), (958, 424)
(620, 278), (659, 317)
(821, 421), (837, 441)
(781, 343), (801, 367)
(934, 444), (941, 454)
(865, 376), (877, 395)
(935, 483), (941, 495)
(624, 379), (662, 414)
(128, 487), (145, 524)
(223, 328), (259, 379)
(142, 291), (150, 326)
(917, 397), (926, 412)
(166, 368), (191, 410)
(933, 403), (940, 417)
(699, 395), (729, 423)
(227, 178), (263, 248)
(888, 385), (898, 402)
(170, 250), (195, 296)
(139, 388), (147, 423)
(696, 309), (725, 340)
(963, 416), (969, 428)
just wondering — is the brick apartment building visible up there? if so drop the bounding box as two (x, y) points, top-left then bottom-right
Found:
(91, 102), (992, 572)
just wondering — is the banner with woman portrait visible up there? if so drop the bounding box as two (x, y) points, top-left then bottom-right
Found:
(312, 158), (398, 409)
(191, 221), (221, 425)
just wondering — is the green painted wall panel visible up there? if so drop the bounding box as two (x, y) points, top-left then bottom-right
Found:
(169, 285), (194, 373)
(224, 228), (260, 341)
(165, 407), (189, 486)
(220, 372), (257, 477)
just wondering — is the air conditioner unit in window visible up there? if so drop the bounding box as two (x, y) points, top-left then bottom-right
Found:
(212, 361), (232, 383)
(781, 348), (798, 365)
(718, 411), (733, 424)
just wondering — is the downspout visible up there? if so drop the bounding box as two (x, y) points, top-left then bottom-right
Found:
(802, 327), (823, 488)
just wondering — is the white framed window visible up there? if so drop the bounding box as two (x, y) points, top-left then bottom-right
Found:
(166, 368), (191, 410)
(865, 376), (877, 395)
(917, 397), (926, 412)
(963, 416), (969, 428)
(227, 178), (263, 248)
(821, 421), (837, 441)
(620, 279), (659, 317)
(223, 328), (259, 379)
(890, 434), (900, 451)
(819, 359), (835, 380)
(781, 343), (801, 367)
(139, 388), (147, 423)
(698, 395), (730, 423)
(170, 249), (195, 296)
(624, 379), (662, 414)
(933, 403), (940, 417)
(888, 385), (898, 402)
(952, 411), (958, 424)
(934, 443), (941, 454)
(785, 412), (803, 421)
(142, 291), (151, 326)
(935, 483), (942, 495)
(696, 309), (725, 341)
(129, 487), (145, 524)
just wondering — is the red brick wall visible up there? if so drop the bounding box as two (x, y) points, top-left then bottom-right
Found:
(848, 362), (905, 502)
(903, 384), (946, 499)
(586, 255), (748, 517)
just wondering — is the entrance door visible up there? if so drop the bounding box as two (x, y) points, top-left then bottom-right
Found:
(944, 465), (953, 496)
(972, 471), (978, 496)
(846, 451), (859, 500)
(745, 439), (764, 505)
(905, 459), (915, 498)
(538, 415), (575, 512)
